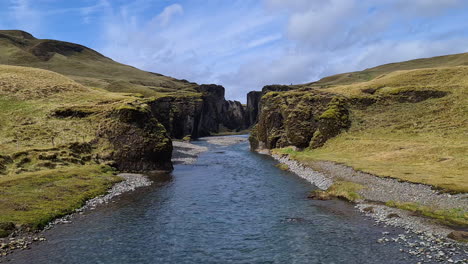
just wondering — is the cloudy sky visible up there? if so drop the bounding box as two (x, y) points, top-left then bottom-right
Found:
(1, 0), (468, 102)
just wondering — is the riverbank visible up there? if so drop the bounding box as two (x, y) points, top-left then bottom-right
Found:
(266, 151), (468, 263)
(1, 136), (248, 259)
(0, 173), (152, 258)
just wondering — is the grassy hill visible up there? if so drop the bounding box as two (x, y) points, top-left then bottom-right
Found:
(0, 65), (172, 236)
(0, 30), (199, 97)
(249, 53), (468, 227)
(298, 52), (468, 87)
(252, 54), (468, 194)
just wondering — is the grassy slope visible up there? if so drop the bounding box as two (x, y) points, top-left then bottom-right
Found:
(276, 66), (468, 193)
(305, 52), (468, 87)
(0, 65), (141, 234)
(0, 30), (199, 98)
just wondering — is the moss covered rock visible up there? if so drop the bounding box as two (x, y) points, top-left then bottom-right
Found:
(251, 90), (347, 150)
(95, 102), (173, 171)
(309, 97), (351, 148)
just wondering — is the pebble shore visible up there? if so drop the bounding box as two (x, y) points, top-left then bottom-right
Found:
(268, 152), (468, 263)
(0, 173), (152, 259)
(1, 136), (248, 259)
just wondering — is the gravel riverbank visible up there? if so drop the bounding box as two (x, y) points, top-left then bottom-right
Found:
(0, 173), (152, 259)
(1, 136), (248, 260)
(268, 152), (468, 263)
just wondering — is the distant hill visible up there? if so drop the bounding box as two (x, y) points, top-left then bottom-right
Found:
(0, 30), (198, 97)
(304, 52), (468, 87)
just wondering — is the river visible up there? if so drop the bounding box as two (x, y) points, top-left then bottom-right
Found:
(7, 138), (418, 263)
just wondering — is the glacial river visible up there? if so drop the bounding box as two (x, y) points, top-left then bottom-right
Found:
(8, 138), (418, 263)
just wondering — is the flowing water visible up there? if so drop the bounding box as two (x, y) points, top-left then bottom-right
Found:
(8, 138), (418, 263)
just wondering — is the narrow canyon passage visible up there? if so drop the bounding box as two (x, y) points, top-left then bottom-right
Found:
(8, 138), (417, 264)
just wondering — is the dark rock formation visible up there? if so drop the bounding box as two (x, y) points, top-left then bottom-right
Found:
(149, 84), (249, 139)
(196, 84), (226, 136)
(249, 90), (351, 150)
(262, 84), (295, 93)
(246, 85), (295, 127)
(149, 96), (204, 139)
(222, 100), (248, 131)
(95, 104), (173, 172)
(309, 97), (351, 149)
(246, 91), (262, 126)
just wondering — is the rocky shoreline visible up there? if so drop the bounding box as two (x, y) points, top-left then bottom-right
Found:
(268, 152), (468, 263)
(1, 136), (248, 260)
(0, 173), (152, 259)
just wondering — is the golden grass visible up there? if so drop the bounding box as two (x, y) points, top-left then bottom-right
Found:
(0, 31), (199, 97)
(277, 66), (468, 193)
(309, 52), (468, 87)
(0, 65), (135, 236)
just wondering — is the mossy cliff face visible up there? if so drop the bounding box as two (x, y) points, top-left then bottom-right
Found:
(95, 103), (173, 171)
(149, 84), (249, 139)
(249, 90), (350, 150)
(149, 95), (204, 139)
(246, 85), (295, 127)
(222, 100), (248, 131)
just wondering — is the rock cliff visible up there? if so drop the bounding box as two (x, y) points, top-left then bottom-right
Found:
(249, 89), (350, 150)
(149, 84), (249, 139)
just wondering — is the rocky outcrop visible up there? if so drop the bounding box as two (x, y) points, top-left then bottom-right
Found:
(149, 84), (249, 139)
(246, 85), (296, 127)
(95, 104), (173, 171)
(246, 91), (262, 126)
(249, 90), (351, 150)
(149, 96), (204, 139)
(262, 84), (295, 93)
(222, 100), (248, 131)
(196, 84), (226, 136)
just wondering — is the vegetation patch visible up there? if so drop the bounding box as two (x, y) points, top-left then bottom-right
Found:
(309, 180), (364, 202)
(275, 163), (289, 171)
(0, 165), (121, 237)
(385, 201), (468, 228)
(270, 66), (468, 193)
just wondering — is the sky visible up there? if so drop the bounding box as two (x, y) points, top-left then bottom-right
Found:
(1, 0), (468, 102)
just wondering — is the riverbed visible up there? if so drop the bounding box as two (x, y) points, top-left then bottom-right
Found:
(6, 137), (425, 263)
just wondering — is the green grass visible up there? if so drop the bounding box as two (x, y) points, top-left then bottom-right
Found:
(0, 165), (121, 235)
(274, 66), (468, 193)
(0, 65), (143, 236)
(305, 52), (468, 87)
(275, 163), (289, 171)
(310, 180), (364, 202)
(0, 30), (199, 98)
(386, 201), (468, 227)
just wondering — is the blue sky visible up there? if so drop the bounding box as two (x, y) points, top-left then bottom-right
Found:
(1, 0), (468, 102)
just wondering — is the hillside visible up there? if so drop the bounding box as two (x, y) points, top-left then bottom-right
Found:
(0, 30), (198, 97)
(0, 65), (176, 237)
(0, 30), (251, 238)
(248, 53), (468, 226)
(305, 52), (468, 87)
(0, 30), (250, 138)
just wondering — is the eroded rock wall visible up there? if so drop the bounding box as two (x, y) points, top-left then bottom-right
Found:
(249, 90), (350, 150)
(149, 84), (249, 139)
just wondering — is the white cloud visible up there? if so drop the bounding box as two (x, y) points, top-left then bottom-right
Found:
(246, 33), (282, 49)
(2, 0), (468, 103)
(152, 4), (183, 27)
